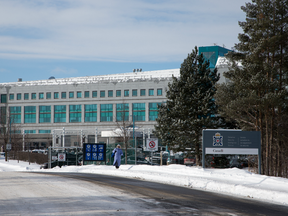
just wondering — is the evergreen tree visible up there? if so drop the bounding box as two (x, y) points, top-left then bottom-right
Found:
(215, 0), (288, 176)
(154, 47), (222, 165)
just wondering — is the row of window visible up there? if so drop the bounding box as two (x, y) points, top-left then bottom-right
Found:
(6, 103), (162, 124)
(4, 88), (163, 101)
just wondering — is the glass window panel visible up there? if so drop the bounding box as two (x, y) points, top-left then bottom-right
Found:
(31, 93), (36, 100)
(46, 92), (51, 99)
(92, 91), (97, 98)
(132, 89), (137, 96)
(17, 93), (21, 100)
(140, 89), (146, 96)
(24, 93), (29, 100)
(132, 103), (145, 121)
(84, 91), (89, 98)
(39, 106), (51, 123)
(100, 104), (113, 122)
(77, 91), (82, 98)
(69, 92), (74, 98)
(149, 89), (154, 96)
(124, 90), (129, 97)
(85, 104), (97, 122)
(24, 106), (36, 123)
(108, 90), (113, 97)
(116, 90), (121, 97)
(100, 91), (105, 98)
(9, 106), (21, 124)
(69, 105), (81, 122)
(39, 93), (44, 99)
(54, 105), (66, 123)
(61, 92), (66, 99)
(157, 88), (162, 96)
(9, 94), (14, 100)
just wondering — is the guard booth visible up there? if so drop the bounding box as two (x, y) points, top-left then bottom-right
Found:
(202, 129), (261, 174)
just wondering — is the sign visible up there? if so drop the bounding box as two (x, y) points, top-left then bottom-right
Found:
(52, 156), (58, 161)
(202, 129), (261, 174)
(58, 153), (66, 161)
(6, 144), (12, 150)
(83, 143), (106, 162)
(146, 138), (158, 151)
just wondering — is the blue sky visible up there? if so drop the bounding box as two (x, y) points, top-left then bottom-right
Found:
(0, 0), (248, 83)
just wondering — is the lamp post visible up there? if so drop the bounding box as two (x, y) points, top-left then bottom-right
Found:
(133, 115), (136, 165)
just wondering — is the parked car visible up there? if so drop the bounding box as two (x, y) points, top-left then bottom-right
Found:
(184, 156), (196, 166)
(209, 156), (229, 168)
(229, 158), (248, 169)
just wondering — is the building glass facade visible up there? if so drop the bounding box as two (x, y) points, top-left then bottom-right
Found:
(85, 104), (97, 122)
(100, 104), (113, 122)
(54, 105), (66, 123)
(9, 106), (21, 124)
(69, 105), (82, 123)
(132, 103), (145, 121)
(24, 106), (36, 123)
(116, 103), (129, 121)
(39, 106), (51, 123)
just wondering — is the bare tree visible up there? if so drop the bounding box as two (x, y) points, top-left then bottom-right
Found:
(113, 102), (134, 164)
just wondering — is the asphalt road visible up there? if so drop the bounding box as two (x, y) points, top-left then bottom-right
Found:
(42, 172), (288, 216)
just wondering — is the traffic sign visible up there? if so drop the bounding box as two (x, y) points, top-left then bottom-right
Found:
(6, 144), (12, 151)
(146, 138), (158, 151)
(58, 153), (66, 161)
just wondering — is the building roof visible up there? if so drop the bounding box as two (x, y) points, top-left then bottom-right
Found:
(0, 69), (180, 87)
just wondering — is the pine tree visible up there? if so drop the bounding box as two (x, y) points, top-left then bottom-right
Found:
(215, 0), (288, 176)
(154, 47), (222, 165)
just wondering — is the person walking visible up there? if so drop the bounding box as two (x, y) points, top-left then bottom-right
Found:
(112, 144), (123, 169)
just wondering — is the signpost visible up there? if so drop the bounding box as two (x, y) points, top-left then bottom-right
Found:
(58, 153), (66, 162)
(83, 143), (106, 164)
(202, 129), (261, 174)
(146, 138), (158, 164)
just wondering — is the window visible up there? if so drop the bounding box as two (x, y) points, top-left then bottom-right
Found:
(0, 94), (6, 103)
(54, 105), (66, 123)
(9, 106), (21, 124)
(100, 104), (113, 122)
(140, 89), (146, 96)
(85, 104), (97, 122)
(132, 103), (145, 121)
(116, 90), (121, 97)
(116, 104), (129, 121)
(157, 88), (163, 96)
(0, 107), (6, 123)
(108, 90), (113, 97)
(31, 93), (36, 100)
(84, 91), (89, 98)
(149, 103), (162, 121)
(132, 89), (137, 96)
(69, 92), (74, 98)
(24, 93), (29, 100)
(100, 91), (105, 98)
(92, 91), (97, 98)
(39, 106), (51, 123)
(54, 92), (59, 99)
(39, 93), (44, 99)
(124, 90), (129, 97)
(24, 106), (36, 123)
(77, 91), (82, 98)
(25, 130), (36, 134)
(9, 94), (14, 100)
(46, 92), (51, 99)
(149, 89), (154, 96)
(69, 105), (82, 123)
(61, 92), (66, 99)
(39, 130), (51, 134)
(17, 93), (21, 100)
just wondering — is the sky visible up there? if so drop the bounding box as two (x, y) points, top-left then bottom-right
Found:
(0, 0), (248, 83)
(1, 156), (288, 206)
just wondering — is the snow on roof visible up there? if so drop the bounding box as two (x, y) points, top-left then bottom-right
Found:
(0, 69), (180, 87)
(216, 56), (242, 68)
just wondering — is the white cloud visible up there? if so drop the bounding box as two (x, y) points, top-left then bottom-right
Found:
(0, 0), (248, 62)
(51, 67), (78, 75)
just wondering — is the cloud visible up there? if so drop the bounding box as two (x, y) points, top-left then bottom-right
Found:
(51, 67), (78, 75)
(0, 0), (247, 62)
(0, 68), (8, 73)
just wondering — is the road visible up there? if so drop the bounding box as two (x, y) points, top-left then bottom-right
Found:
(1, 172), (288, 216)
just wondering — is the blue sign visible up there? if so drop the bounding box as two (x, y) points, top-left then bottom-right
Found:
(92, 144), (97, 152)
(92, 153), (97, 160)
(85, 144), (91, 153)
(98, 153), (104, 160)
(85, 152), (91, 160)
(83, 143), (106, 162)
(98, 145), (104, 152)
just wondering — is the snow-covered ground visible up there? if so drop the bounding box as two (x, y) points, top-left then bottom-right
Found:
(1, 155), (288, 206)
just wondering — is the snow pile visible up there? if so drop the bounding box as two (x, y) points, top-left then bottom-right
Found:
(1, 156), (288, 206)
